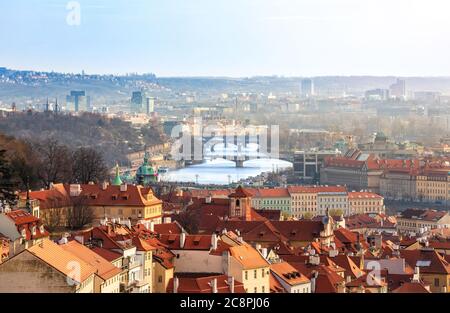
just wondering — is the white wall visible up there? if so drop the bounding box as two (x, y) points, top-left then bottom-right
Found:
(172, 250), (223, 274)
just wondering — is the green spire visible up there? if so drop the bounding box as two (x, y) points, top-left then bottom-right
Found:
(112, 163), (123, 186)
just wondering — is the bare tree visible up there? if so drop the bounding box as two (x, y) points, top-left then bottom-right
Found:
(72, 147), (108, 184)
(34, 139), (73, 188)
(44, 208), (63, 232)
(67, 196), (94, 230)
(177, 209), (199, 234)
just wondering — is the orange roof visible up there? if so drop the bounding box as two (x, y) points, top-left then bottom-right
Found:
(392, 282), (431, 293)
(255, 188), (290, 198)
(270, 262), (310, 286)
(68, 184), (162, 207)
(6, 210), (49, 241)
(60, 241), (122, 281)
(159, 234), (213, 250)
(400, 249), (450, 274)
(28, 239), (96, 283)
(154, 223), (183, 235)
(228, 186), (253, 198)
(229, 242), (270, 270)
(287, 185), (347, 194)
(166, 274), (246, 293)
(91, 247), (122, 262)
(24, 183), (162, 208)
(348, 192), (383, 199)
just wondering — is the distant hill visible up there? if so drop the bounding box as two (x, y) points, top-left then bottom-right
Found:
(0, 112), (164, 166)
(1, 68), (450, 104)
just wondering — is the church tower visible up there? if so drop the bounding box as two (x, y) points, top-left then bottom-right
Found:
(228, 186), (253, 221)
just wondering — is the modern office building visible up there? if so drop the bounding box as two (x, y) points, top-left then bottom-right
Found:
(131, 91), (144, 113)
(66, 90), (91, 112)
(389, 79), (406, 99)
(300, 78), (314, 98)
(146, 97), (155, 115)
(294, 149), (340, 183)
(365, 89), (390, 101)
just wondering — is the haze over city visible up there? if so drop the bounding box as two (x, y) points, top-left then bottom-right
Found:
(1, 0), (450, 76)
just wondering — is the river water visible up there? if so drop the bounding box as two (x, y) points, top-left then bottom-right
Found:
(160, 158), (293, 185)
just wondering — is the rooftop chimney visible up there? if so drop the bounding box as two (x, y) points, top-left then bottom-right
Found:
(310, 271), (318, 293)
(180, 232), (186, 248)
(211, 233), (218, 250)
(164, 217), (172, 224)
(205, 195), (212, 204)
(309, 254), (320, 266)
(102, 181), (109, 191)
(261, 248), (268, 259)
(69, 184), (82, 197)
(149, 221), (155, 232)
(228, 276), (235, 293)
(173, 277), (179, 293)
(412, 266), (420, 283)
(120, 184), (128, 192)
(211, 278), (218, 293)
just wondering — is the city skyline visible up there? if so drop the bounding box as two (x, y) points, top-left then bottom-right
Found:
(1, 0), (450, 77)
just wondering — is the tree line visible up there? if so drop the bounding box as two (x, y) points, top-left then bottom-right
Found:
(0, 133), (109, 208)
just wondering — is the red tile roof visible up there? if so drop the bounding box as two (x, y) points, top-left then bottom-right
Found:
(400, 249), (450, 274)
(24, 183), (162, 209)
(348, 192), (383, 199)
(6, 210), (49, 241)
(287, 186), (347, 194)
(270, 261), (310, 286)
(392, 282), (431, 293)
(228, 186), (254, 198)
(60, 241), (122, 281)
(159, 234), (213, 250)
(271, 220), (326, 242)
(167, 274), (246, 293)
(154, 222), (183, 235)
(91, 246), (122, 262)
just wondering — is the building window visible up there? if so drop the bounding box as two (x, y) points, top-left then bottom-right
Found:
(254, 287), (257, 293)
(434, 278), (439, 287)
(158, 276), (163, 283)
(254, 270), (257, 279)
(245, 271), (248, 280)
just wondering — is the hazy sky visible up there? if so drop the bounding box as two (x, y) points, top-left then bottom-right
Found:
(1, 0), (450, 77)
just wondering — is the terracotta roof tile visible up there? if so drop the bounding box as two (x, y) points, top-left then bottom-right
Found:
(28, 239), (96, 283)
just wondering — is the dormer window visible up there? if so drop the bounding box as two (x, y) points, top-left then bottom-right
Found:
(40, 225), (45, 233)
(21, 228), (26, 239)
(31, 226), (37, 236)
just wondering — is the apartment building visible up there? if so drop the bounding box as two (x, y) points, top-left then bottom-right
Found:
(20, 183), (163, 228)
(288, 186), (348, 218)
(397, 209), (450, 235)
(0, 238), (96, 293)
(348, 192), (385, 215)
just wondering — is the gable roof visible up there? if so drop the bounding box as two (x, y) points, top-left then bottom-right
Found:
(270, 262), (310, 286)
(392, 282), (431, 293)
(400, 249), (450, 274)
(27, 239), (96, 283)
(5, 210), (49, 241)
(228, 186), (253, 198)
(229, 242), (270, 270)
(166, 274), (245, 293)
(60, 241), (122, 281)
